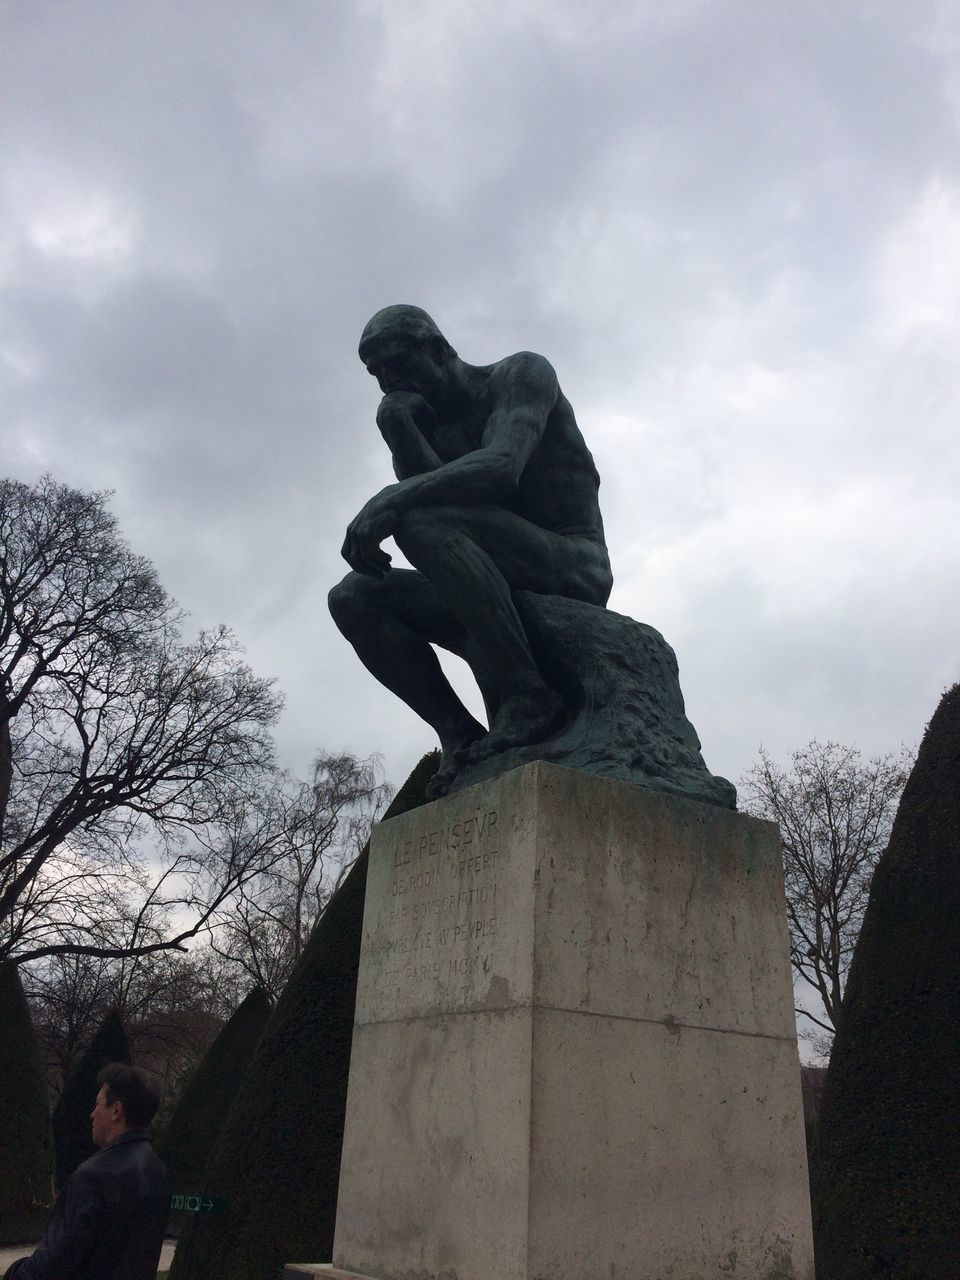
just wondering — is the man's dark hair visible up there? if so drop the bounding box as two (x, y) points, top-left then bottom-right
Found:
(97, 1063), (161, 1128)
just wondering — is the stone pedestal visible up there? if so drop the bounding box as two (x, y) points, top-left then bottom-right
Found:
(327, 762), (814, 1280)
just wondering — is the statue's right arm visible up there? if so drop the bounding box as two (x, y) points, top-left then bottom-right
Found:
(376, 391), (443, 479)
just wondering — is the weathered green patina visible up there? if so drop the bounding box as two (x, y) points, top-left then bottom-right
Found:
(330, 306), (733, 807)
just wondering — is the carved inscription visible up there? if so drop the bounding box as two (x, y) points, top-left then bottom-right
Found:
(374, 807), (502, 996)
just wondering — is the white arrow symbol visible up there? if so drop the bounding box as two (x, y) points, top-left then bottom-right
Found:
(203, 1199), (213, 1212)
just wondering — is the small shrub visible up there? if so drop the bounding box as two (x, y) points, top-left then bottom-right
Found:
(0, 962), (51, 1242)
(52, 1009), (130, 1186)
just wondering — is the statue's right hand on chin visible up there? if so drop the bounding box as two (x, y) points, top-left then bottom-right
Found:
(377, 389), (431, 425)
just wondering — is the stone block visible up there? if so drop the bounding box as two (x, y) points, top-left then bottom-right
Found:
(328, 763), (814, 1280)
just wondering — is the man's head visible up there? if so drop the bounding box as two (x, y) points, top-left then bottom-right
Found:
(91, 1064), (161, 1148)
(358, 305), (458, 398)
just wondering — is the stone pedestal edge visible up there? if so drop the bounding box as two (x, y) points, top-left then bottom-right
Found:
(283, 1266), (371, 1280)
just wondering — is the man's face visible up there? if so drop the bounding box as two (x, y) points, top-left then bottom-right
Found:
(90, 1085), (125, 1148)
(361, 336), (445, 400)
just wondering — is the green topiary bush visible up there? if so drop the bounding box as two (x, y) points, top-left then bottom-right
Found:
(170, 752), (438, 1280)
(158, 985), (271, 1228)
(0, 962), (51, 1243)
(52, 1008), (130, 1187)
(810, 684), (960, 1278)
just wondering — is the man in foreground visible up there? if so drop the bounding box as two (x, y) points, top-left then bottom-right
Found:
(5, 1064), (169, 1280)
(329, 305), (613, 795)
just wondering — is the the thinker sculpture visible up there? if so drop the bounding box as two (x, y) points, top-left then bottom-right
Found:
(330, 306), (735, 808)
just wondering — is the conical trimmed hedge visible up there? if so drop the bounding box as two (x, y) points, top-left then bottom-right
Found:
(52, 1008), (130, 1187)
(0, 962), (51, 1243)
(170, 752), (438, 1280)
(159, 985), (271, 1224)
(811, 684), (960, 1278)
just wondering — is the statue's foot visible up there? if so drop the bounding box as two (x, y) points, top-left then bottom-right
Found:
(428, 721), (487, 799)
(426, 769), (453, 801)
(462, 685), (564, 766)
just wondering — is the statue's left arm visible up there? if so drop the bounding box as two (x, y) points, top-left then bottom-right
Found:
(342, 354), (558, 576)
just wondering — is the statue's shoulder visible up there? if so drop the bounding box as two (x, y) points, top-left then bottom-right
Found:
(487, 350), (559, 395)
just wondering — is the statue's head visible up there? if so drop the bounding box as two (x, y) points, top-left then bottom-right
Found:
(358, 305), (458, 397)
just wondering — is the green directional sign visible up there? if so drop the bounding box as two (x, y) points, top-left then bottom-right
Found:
(170, 1192), (229, 1214)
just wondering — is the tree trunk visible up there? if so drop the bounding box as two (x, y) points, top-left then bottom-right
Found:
(0, 709), (11, 847)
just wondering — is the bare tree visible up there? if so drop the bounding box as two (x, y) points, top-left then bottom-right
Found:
(21, 951), (117, 1095)
(211, 753), (392, 999)
(23, 943), (246, 1115)
(0, 475), (282, 966)
(740, 740), (912, 1049)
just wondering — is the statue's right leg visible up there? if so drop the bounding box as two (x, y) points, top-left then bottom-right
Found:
(328, 569), (487, 782)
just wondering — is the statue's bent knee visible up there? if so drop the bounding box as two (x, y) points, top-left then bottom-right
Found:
(328, 572), (375, 631)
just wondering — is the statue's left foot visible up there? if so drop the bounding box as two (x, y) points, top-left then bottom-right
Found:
(430, 720), (487, 797)
(426, 769), (454, 801)
(463, 686), (564, 765)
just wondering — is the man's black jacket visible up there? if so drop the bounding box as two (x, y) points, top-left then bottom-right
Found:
(5, 1130), (169, 1280)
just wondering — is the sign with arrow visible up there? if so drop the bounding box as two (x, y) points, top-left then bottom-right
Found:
(170, 1192), (229, 1214)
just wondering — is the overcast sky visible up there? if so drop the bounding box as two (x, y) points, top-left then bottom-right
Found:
(3, 0), (958, 803)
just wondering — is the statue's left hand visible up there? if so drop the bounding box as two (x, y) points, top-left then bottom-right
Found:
(342, 487), (401, 576)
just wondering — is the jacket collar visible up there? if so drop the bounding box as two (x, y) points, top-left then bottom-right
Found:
(104, 1127), (152, 1150)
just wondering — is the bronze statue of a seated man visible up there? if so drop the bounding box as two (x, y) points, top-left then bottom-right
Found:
(329, 305), (612, 796)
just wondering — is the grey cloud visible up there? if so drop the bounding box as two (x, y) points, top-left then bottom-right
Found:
(2, 0), (957, 808)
